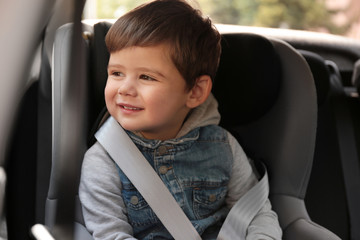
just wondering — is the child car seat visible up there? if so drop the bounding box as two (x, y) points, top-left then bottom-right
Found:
(213, 33), (340, 240)
(46, 23), (340, 239)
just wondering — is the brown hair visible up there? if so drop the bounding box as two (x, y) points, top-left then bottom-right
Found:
(105, 0), (221, 90)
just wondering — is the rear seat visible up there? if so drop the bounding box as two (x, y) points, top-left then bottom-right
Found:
(301, 50), (360, 240)
(300, 50), (349, 239)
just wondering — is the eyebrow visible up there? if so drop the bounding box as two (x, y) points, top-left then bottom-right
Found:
(107, 64), (123, 70)
(137, 67), (166, 78)
(107, 64), (166, 79)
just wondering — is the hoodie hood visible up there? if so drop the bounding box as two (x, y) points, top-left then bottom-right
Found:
(176, 93), (220, 138)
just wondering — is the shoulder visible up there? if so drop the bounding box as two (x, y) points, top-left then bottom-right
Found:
(196, 125), (244, 166)
(197, 125), (245, 152)
(81, 142), (118, 180)
(196, 125), (248, 156)
(80, 142), (122, 202)
(84, 141), (109, 159)
(225, 131), (248, 159)
(197, 124), (229, 142)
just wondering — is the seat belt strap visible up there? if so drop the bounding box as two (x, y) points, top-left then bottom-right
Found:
(96, 116), (269, 240)
(217, 163), (268, 239)
(95, 117), (202, 240)
(333, 97), (360, 239)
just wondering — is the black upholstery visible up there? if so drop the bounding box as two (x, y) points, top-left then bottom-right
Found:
(88, 21), (111, 134)
(299, 51), (331, 105)
(352, 59), (360, 93)
(213, 34), (281, 126)
(5, 82), (38, 240)
(87, 22), (111, 146)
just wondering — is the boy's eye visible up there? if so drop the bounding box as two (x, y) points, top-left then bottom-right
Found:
(112, 71), (124, 77)
(140, 74), (156, 81)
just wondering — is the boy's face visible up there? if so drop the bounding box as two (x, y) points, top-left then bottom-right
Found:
(105, 44), (192, 140)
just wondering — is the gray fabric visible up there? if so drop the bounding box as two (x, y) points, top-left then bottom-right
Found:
(176, 93), (220, 138)
(80, 143), (135, 240)
(283, 219), (341, 240)
(75, 222), (96, 240)
(218, 164), (269, 239)
(266, 39), (339, 240)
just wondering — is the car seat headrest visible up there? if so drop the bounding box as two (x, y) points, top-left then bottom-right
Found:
(213, 33), (281, 127)
(299, 50), (331, 106)
(89, 21), (112, 120)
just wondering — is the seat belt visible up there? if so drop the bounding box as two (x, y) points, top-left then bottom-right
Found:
(96, 116), (201, 240)
(217, 161), (268, 239)
(326, 61), (360, 239)
(333, 97), (360, 240)
(95, 116), (269, 240)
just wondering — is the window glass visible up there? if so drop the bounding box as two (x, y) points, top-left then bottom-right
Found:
(83, 0), (360, 40)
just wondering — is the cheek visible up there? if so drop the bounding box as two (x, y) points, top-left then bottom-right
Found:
(145, 91), (169, 107)
(104, 82), (117, 108)
(104, 81), (115, 98)
(146, 92), (184, 116)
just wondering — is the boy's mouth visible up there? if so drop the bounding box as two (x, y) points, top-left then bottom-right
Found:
(122, 105), (143, 110)
(118, 103), (144, 111)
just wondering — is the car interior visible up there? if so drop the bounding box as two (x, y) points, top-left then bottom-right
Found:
(2, 0), (360, 240)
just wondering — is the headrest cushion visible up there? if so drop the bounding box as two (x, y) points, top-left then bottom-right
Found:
(213, 33), (281, 126)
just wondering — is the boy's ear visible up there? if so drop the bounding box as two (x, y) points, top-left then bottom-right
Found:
(186, 75), (212, 108)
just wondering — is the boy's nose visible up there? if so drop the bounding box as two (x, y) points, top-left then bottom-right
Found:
(117, 77), (136, 96)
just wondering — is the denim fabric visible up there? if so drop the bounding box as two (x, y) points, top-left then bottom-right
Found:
(116, 125), (233, 239)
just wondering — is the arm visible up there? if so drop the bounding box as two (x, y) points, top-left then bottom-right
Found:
(79, 142), (137, 240)
(226, 132), (282, 240)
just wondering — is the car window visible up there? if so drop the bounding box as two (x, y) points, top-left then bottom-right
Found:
(83, 0), (360, 40)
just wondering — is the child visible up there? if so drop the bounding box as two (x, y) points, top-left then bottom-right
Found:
(79, 0), (282, 239)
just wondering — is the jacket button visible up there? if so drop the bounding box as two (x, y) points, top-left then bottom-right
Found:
(209, 194), (216, 202)
(158, 145), (167, 155)
(159, 166), (168, 174)
(130, 196), (139, 205)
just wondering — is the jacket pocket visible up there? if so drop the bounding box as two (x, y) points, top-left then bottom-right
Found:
(121, 183), (158, 227)
(193, 186), (227, 219)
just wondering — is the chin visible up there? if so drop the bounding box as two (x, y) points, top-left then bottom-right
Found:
(118, 122), (143, 132)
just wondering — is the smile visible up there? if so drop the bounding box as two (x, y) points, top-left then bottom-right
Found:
(122, 105), (142, 110)
(119, 104), (144, 111)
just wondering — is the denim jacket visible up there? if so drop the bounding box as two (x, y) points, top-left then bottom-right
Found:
(119, 125), (233, 239)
